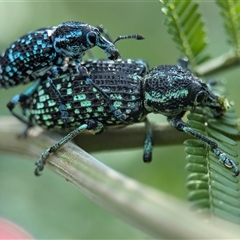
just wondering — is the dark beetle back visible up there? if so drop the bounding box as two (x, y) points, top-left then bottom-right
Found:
(24, 59), (148, 130)
(0, 27), (58, 88)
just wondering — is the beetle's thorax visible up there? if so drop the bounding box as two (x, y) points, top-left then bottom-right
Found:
(142, 64), (226, 117)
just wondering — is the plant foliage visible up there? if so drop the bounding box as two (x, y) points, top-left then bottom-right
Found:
(216, 0), (240, 53)
(159, 0), (210, 68)
(185, 106), (240, 224)
(159, 0), (240, 224)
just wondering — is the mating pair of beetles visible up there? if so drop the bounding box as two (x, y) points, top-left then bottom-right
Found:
(0, 21), (239, 176)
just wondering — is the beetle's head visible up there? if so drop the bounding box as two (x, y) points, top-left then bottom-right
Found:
(51, 21), (120, 60)
(143, 65), (230, 118)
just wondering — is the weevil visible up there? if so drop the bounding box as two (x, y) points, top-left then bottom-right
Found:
(13, 58), (239, 176)
(0, 21), (144, 123)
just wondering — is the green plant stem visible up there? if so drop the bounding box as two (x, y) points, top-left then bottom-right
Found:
(1, 116), (240, 153)
(0, 116), (240, 238)
(196, 50), (240, 76)
(0, 117), (189, 153)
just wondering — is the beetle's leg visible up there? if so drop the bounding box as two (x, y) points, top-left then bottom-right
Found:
(35, 119), (104, 176)
(143, 117), (153, 163)
(168, 115), (239, 176)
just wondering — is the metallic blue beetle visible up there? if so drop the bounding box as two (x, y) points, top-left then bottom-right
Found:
(13, 58), (239, 177)
(0, 21), (143, 123)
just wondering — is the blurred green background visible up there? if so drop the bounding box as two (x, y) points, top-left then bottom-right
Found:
(1, 1), (240, 239)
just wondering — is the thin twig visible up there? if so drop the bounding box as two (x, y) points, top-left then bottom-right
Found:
(0, 116), (189, 153)
(196, 50), (240, 76)
(1, 116), (239, 154)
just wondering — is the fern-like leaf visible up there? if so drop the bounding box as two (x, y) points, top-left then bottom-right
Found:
(184, 103), (240, 224)
(159, 0), (210, 68)
(216, 0), (240, 53)
(159, 0), (240, 224)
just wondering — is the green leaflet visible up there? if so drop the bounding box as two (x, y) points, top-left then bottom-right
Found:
(216, 0), (240, 53)
(159, 0), (240, 224)
(208, 121), (239, 135)
(208, 129), (237, 146)
(159, 0), (210, 67)
(185, 108), (240, 224)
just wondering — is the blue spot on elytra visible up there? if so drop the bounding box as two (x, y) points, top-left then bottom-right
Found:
(5, 66), (11, 72)
(14, 52), (20, 59)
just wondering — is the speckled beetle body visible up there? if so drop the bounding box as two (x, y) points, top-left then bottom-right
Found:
(1, 21), (144, 123)
(12, 58), (238, 176)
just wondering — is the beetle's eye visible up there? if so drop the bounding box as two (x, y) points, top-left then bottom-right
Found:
(196, 91), (207, 104)
(87, 32), (97, 45)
